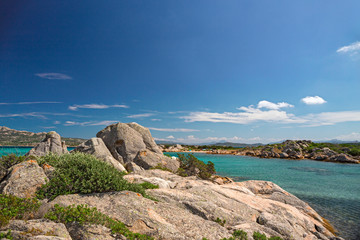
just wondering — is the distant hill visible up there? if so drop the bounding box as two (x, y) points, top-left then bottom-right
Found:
(211, 142), (264, 148)
(0, 126), (86, 146)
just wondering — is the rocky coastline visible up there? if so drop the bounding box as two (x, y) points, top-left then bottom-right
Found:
(162, 140), (360, 164)
(0, 123), (343, 240)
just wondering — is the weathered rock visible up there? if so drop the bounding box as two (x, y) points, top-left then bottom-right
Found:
(279, 152), (289, 158)
(0, 219), (71, 240)
(43, 191), (232, 240)
(26, 131), (68, 157)
(72, 137), (127, 172)
(96, 123), (146, 164)
(127, 122), (162, 154)
(123, 174), (173, 189)
(125, 162), (145, 173)
(0, 160), (48, 198)
(97, 122), (180, 171)
(66, 222), (118, 240)
(134, 149), (179, 172)
(330, 153), (358, 163)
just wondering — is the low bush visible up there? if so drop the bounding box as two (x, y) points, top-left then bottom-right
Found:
(0, 154), (30, 170)
(0, 230), (13, 239)
(177, 154), (216, 180)
(0, 194), (40, 227)
(214, 217), (226, 226)
(45, 204), (153, 240)
(253, 231), (267, 240)
(36, 152), (152, 200)
(150, 163), (173, 172)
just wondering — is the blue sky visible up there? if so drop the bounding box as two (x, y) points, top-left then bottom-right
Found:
(1, 1), (360, 144)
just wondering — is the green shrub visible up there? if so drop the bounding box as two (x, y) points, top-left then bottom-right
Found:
(177, 154), (215, 180)
(45, 204), (153, 240)
(0, 154), (30, 170)
(139, 182), (159, 190)
(0, 194), (40, 227)
(268, 237), (283, 240)
(36, 152), (151, 200)
(214, 217), (226, 226)
(233, 230), (248, 240)
(0, 230), (13, 239)
(253, 231), (267, 240)
(150, 163), (173, 172)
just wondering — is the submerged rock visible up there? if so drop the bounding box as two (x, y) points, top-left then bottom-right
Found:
(26, 131), (68, 157)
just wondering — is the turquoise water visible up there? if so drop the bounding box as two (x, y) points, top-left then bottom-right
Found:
(0, 146), (75, 156)
(168, 152), (360, 240)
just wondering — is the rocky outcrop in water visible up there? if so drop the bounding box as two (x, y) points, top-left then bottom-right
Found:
(96, 122), (179, 172)
(239, 140), (359, 164)
(26, 131), (69, 157)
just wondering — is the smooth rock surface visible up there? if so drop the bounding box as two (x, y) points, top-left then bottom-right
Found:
(72, 137), (127, 172)
(26, 131), (68, 157)
(66, 222), (118, 240)
(0, 219), (71, 240)
(97, 122), (180, 171)
(0, 160), (48, 198)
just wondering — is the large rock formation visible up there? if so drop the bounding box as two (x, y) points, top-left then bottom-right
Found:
(72, 137), (127, 172)
(96, 122), (179, 172)
(0, 160), (48, 198)
(26, 131), (69, 157)
(39, 169), (337, 240)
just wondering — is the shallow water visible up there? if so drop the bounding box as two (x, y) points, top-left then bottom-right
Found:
(168, 152), (360, 240)
(0, 146), (75, 156)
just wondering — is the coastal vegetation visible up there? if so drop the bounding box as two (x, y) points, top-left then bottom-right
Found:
(177, 153), (216, 179)
(45, 204), (154, 240)
(0, 126), (85, 147)
(0, 194), (40, 227)
(36, 152), (157, 200)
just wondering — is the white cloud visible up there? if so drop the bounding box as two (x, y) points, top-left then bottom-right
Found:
(257, 100), (294, 110)
(183, 106), (304, 124)
(42, 126), (56, 129)
(302, 111), (360, 127)
(69, 104), (129, 111)
(151, 119), (162, 121)
(334, 132), (360, 141)
(35, 73), (72, 80)
(336, 41), (360, 55)
(148, 127), (199, 132)
(54, 121), (61, 124)
(301, 96), (327, 105)
(166, 135), (175, 139)
(64, 120), (118, 126)
(126, 113), (154, 118)
(0, 112), (48, 119)
(0, 101), (62, 105)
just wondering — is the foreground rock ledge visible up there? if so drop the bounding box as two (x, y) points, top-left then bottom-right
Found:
(38, 169), (337, 240)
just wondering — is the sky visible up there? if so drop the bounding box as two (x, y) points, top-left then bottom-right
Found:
(1, 0), (360, 144)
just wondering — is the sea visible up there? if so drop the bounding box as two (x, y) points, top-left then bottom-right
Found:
(1, 147), (359, 239)
(166, 152), (360, 240)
